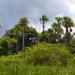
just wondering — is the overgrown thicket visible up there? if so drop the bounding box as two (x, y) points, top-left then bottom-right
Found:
(0, 42), (72, 66)
(0, 15), (75, 56)
(25, 42), (70, 65)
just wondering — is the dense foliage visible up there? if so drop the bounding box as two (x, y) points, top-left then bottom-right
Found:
(25, 43), (70, 65)
(0, 16), (75, 56)
(0, 42), (74, 75)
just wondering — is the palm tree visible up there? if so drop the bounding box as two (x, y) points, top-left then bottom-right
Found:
(62, 16), (74, 47)
(62, 17), (74, 33)
(18, 17), (29, 50)
(52, 17), (63, 43)
(40, 15), (49, 41)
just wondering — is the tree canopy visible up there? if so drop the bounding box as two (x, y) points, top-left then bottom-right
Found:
(0, 16), (75, 56)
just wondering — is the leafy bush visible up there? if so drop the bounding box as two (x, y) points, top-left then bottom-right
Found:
(25, 42), (70, 65)
(70, 39), (75, 54)
(0, 47), (9, 56)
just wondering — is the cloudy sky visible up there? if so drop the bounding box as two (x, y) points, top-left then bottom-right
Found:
(0, 0), (75, 37)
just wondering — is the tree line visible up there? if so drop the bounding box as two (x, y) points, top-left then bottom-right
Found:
(0, 15), (75, 56)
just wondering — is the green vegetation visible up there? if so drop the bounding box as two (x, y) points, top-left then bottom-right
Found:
(0, 43), (74, 75)
(0, 62), (75, 75)
(0, 15), (75, 74)
(25, 43), (70, 65)
(0, 16), (75, 55)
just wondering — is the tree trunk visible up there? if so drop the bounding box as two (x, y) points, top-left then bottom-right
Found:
(43, 22), (45, 41)
(16, 36), (19, 52)
(66, 27), (69, 47)
(66, 27), (68, 33)
(23, 28), (25, 50)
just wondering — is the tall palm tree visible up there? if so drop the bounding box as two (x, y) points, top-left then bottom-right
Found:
(18, 17), (29, 50)
(62, 16), (74, 47)
(62, 17), (74, 33)
(52, 17), (63, 43)
(40, 15), (49, 41)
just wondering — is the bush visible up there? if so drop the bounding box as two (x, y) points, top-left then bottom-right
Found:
(25, 42), (70, 65)
(0, 47), (8, 56)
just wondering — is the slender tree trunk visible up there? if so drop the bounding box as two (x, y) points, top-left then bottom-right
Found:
(16, 36), (19, 52)
(58, 33), (61, 43)
(66, 27), (69, 47)
(55, 31), (57, 43)
(23, 28), (25, 50)
(43, 22), (45, 41)
(66, 27), (68, 33)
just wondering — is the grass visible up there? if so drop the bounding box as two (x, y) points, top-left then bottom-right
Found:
(0, 43), (74, 75)
(0, 61), (75, 75)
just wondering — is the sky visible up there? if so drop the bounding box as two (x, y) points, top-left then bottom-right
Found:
(0, 0), (75, 37)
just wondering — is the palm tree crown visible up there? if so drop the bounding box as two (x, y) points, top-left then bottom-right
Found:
(40, 15), (49, 41)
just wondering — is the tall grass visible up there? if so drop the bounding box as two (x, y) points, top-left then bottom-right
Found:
(0, 43), (74, 75)
(0, 62), (75, 75)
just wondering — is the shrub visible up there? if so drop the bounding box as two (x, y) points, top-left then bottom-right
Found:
(0, 47), (8, 56)
(25, 42), (70, 65)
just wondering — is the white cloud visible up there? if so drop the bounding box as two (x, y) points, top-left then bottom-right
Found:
(64, 0), (75, 15)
